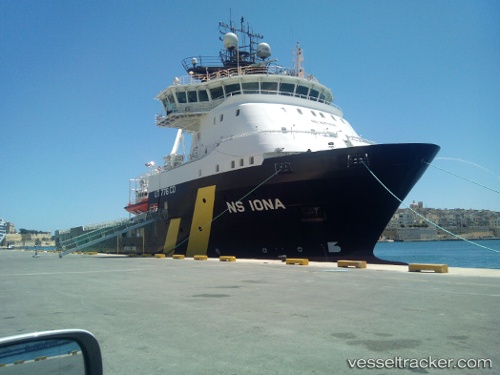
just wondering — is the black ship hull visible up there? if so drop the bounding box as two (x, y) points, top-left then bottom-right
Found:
(125, 143), (439, 262)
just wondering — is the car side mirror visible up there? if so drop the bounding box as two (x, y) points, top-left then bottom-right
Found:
(0, 329), (103, 375)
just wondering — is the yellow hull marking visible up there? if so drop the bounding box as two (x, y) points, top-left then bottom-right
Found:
(164, 218), (181, 254)
(186, 185), (216, 257)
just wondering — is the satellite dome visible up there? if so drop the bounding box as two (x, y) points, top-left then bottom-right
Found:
(223, 32), (239, 50)
(256, 42), (271, 59)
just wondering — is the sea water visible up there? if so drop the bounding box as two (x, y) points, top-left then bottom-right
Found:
(374, 239), (500, 269)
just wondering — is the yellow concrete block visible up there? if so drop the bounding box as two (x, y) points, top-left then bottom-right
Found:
(194, 255), (208, 260)
(154, 254), (166, 258)
(172, 254), (185, 259)
(85, 252), (98, 255)
(338, 260), (367, 268)
(408, 263), (448, 273)
(285, 258), (309, 265)
(219, 256), (236, 262)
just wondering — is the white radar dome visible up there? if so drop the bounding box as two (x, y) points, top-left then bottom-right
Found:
(256, 43), (271, 59)
(223, 32), (239, 50)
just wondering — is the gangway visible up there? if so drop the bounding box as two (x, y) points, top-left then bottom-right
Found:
(58, 210), (167, 258)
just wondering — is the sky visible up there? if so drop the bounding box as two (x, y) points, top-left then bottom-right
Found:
(1, 0), (499, 232)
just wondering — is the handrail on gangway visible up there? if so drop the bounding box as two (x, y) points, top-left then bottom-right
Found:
(58, 210), (167, 258)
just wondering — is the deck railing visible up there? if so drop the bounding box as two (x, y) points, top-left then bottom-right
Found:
(174, 63), (317, 85)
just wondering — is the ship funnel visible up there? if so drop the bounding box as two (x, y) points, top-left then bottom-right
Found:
(257, 42), (271, 59)
(223, 32), (239, 50)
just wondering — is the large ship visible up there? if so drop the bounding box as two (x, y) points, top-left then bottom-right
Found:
(124, 18), (439, 262)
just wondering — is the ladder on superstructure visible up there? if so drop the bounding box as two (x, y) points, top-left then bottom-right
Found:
(58, 210), (167, 258)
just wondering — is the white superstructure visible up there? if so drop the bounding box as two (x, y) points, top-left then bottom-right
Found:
(129, 42), (374, 207)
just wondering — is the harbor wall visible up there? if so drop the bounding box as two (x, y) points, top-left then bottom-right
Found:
(381, 227), (497, 242)
(3, 233), (55, 247)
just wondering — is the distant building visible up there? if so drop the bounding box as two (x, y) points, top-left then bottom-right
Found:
(382, 227), (438, 241)
(383, 202), (499, 241)
(5, 222), (15, 234)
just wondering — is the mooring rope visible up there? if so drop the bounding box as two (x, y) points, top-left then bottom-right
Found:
(168, 167), (283, 252)
(423, 161), (500, 195)
(361, 161), (500, 254)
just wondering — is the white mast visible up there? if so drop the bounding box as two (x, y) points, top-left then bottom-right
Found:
(294, 41), (304, 78)
(163, 129), (184, 169)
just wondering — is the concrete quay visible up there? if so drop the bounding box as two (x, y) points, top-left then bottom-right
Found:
(1, 250), (498, 374)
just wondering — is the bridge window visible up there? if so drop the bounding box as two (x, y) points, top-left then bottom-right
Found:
(187, 90), (197, 103)
(162, 99), (174, 113)
(320, 91), (331, 103)
(176, 91), (187, 103)
(261, 81), (278, 93)
(309, 89), (319, 100)
(242, 82), (259, 94)
(296, 85), (309, 97)
(210, 86), (224, 100)
(225, 83), (241, 96)
(198, 89), (209, 102)
(279, 83), (294, 95)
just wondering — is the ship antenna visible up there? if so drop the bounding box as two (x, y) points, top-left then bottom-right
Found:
(294, 41), (304, 78)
